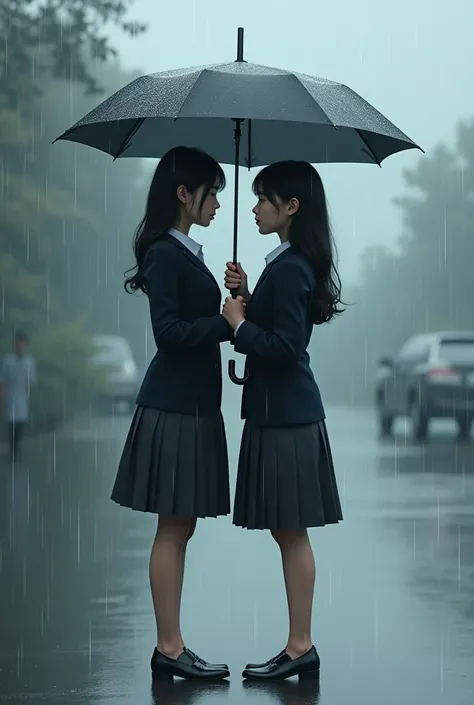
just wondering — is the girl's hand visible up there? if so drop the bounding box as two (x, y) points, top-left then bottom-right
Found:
(222, 296), (246, 329)
(224, 262), (249, 300)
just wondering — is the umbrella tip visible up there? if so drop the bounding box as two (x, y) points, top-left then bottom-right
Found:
(236, 27), (244, 62)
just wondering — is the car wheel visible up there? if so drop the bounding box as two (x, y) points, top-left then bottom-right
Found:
(410, 399), (429, 441)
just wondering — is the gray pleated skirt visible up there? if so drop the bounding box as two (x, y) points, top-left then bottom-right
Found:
(233, 420), (343, 531)
(111, 406), (231, 518)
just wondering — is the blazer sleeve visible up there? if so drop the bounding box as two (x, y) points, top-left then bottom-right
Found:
(234, 261), (312, 364)
(144, 245), (231, 351)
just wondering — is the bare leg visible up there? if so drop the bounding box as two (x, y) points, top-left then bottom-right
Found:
(176, 518), (196, 646)
(150, 515), (196, 659)
(271, 529), (315, 660)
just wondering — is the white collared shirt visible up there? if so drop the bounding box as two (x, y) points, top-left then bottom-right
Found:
(265, 240), (291, 265)
(234, 241), (291, 337)
(169, 228), (205, 263)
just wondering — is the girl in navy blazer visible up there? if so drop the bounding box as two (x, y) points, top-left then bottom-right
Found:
(223, 160), (344, 682)
(111, 146), (237, 681)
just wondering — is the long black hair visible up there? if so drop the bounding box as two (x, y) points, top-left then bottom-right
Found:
(252, 160), (344, 324)
(124, 146), (226, 293)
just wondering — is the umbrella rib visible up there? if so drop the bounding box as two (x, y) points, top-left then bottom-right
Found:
(294, 75), (337, 129)
(247, 119), (252, 169)
(174, 70), (210, 121)
(113, 118), (146, 160)
(355, 129), (382, 167)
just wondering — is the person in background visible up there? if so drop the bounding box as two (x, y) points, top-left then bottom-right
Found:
(0, 331), (36, 462)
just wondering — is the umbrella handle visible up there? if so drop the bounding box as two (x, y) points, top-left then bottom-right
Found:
(228, 358), (249, 385)
(226, 261), (251, 380)
(228, 286), (250, 385)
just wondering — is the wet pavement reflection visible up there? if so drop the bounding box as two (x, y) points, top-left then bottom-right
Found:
(1, 401), (473, 704)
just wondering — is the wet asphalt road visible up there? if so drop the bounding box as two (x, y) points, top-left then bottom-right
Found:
(1, 395), (474, 704)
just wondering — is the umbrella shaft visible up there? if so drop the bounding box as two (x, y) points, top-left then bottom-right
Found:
(232, 119), (242, 285)
(236, 27), (244, 62)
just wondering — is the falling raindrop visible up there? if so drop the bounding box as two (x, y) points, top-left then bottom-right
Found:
(77, 504), (81, 565)
(89, 621), (93, 675)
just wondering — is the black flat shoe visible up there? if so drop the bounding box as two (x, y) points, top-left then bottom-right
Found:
(183, 646), (228, 671)
(242, 646), (320, 681)
(245, 648), (285, 669)
(151, 647), (230, 681)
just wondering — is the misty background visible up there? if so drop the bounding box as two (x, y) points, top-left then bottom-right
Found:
(2, 4), (474, 703)
(1, 0), (473, 426)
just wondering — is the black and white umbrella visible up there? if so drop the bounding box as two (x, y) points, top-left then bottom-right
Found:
(55, 28), (421, 383)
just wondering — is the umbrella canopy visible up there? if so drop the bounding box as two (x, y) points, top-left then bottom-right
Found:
(54, 28), (421, 385)
(55, 56), (420, 168)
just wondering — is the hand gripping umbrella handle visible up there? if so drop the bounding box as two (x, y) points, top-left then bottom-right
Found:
(228, 287), (249, 385)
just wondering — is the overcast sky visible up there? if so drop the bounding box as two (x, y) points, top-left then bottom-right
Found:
(107, 0), (472, 290)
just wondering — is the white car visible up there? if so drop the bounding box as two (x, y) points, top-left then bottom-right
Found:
(92, 335), (140, 410)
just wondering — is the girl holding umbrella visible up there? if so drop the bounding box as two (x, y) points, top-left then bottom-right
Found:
(223, 159), (344, 682)
(112, 146), (238, 681)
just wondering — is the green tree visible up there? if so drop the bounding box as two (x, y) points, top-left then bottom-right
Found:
(0, 0), (146, 105)
(0, 106), (108, 424)
(36, 60), (150, 369)
(0, 2), (146, 426)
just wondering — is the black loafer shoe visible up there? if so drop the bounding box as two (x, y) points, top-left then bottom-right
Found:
(183, 646), (229, 671)
(242, 646), (320, 681)
(245, 648), (285, 670)
(151, 647), (230, 681)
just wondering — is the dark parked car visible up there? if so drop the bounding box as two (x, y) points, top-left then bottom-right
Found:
(375, 331), (474, 440)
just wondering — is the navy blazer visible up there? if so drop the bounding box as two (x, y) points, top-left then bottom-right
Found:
(136, 234), (232, 415)
(234, 247), (325, 427)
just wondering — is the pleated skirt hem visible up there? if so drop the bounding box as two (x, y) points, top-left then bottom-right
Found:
(232, 420), (343, 531)
(111, 406), (231, 519)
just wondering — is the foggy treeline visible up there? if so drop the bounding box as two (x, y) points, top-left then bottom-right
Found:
(0, 0), (150, 428)
(314, 119), (474, 406)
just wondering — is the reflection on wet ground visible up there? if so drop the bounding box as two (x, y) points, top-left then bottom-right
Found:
(0, 405), (473, 704)
(375, 422), (474, 667)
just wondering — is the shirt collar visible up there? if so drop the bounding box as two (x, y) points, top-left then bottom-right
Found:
(169, 228), (203, 259)
(265, 240), (291, 265)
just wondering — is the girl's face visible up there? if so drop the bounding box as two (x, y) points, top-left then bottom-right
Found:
(178, 182), (221, 227)
(252, 191), (298, 236)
